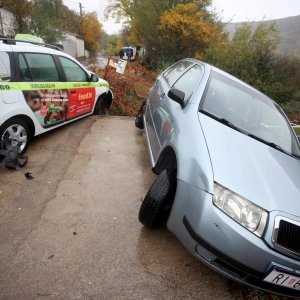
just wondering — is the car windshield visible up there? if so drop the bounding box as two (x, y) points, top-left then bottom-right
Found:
(201, 71), (300, 157)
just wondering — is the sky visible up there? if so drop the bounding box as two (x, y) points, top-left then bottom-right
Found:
(63, 0), (300, 35)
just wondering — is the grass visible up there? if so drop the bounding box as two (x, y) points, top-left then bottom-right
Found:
(293, 126), (300, 135)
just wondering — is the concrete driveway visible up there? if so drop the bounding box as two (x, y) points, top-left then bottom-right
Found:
(0, 116), (256, 299)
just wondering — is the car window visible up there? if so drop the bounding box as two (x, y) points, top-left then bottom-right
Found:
(201, 71), (300, 156)
(21, 53), (59, 82)
(164, 61), (193, 87)
(19, 54), (31, 81)
(59, 56), (88, 82)
(0, 51), (11, 81)
(173, 65), (204, 101)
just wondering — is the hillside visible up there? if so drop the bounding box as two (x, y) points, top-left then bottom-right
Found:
(224, 15), (300, 58)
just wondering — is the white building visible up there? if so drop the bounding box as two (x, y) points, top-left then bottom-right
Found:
(0, 6), (15, 37)
(59, 32), (86, 58)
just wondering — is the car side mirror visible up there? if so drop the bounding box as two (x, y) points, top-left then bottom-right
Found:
(168, 88), (185, 108)
(90, 73), (98, 82)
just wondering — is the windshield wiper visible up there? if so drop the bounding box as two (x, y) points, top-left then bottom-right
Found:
(217, 118), (249, 135)
(247, 133), (300, 159)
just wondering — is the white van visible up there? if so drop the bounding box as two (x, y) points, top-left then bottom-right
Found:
(119, 46), (136, 61)
(0, 36), (113, 152)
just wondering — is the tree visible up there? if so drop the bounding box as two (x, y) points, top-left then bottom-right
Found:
(62, 5), (81, 35)
(107, 0), (223, 65)
(106, 0), (180, 57)
(0, 0), (32, 34)
(159, 2), (225, 61)
(205, 23), (300, 103)
(80, 12), (102, 53)
(105, 34), (123, 56)
(29, 0), (64, 44)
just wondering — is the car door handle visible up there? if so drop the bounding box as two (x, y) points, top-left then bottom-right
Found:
(70, 90), (77, 94)
(160, 93), (165, 100)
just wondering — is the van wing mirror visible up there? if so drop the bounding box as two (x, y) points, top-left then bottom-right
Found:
(90, 73), (98, 82)
(168, 88), (185, 108)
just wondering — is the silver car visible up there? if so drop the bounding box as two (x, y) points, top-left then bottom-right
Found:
(136, 58), (300, 297)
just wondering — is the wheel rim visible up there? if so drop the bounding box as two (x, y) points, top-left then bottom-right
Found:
(1, 124), (28, 152)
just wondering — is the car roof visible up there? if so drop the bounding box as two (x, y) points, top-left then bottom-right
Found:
(0, 39), (84, 64)
(0, 38), (63, 56)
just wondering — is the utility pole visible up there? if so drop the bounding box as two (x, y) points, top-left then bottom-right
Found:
(79, 3), (83, 17)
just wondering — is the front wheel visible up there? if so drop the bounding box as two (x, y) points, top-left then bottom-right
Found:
(0, 118), (30, 153)
(138, 168), (177, 229)
(93, 96), (107, 115)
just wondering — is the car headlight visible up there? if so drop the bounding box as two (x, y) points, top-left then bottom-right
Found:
(213, 183), (268, 237)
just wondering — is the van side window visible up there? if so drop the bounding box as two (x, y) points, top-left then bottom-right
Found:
(19, 53), (59, 82)
(0, 52), (11, 81)
(59, 56), (88, 82)
(19, 54), (31, 81)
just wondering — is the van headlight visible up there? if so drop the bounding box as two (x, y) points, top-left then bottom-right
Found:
(213, 183), (268, 237)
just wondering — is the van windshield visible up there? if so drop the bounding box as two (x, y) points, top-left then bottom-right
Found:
(200, 71), (300, 157)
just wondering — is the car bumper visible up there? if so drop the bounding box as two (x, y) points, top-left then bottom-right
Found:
(167, 180), (300, 297)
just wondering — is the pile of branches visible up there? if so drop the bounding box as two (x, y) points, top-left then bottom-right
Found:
(90, 63), (157, 116)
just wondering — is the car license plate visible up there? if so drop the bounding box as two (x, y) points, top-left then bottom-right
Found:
(264, 269), (300, 290)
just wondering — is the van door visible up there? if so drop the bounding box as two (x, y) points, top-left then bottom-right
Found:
(0, 51), (21, 104)
(58, 56), (96, 119)
(17, 52), (67, 128)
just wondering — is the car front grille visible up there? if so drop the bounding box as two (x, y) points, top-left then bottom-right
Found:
(273, 216), (300, 259)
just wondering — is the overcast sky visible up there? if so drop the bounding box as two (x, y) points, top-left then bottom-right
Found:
(63, 0), (300, 34)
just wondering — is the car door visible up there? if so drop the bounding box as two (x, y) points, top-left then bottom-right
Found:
(0, 51), (14, 103)
(147, 61), (204, 163)
(145, 60), (194, 162)
(17, 52), (65, 128)
(58, 56), (96, 119)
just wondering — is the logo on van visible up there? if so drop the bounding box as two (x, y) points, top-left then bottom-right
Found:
(79, 92), (93, 101)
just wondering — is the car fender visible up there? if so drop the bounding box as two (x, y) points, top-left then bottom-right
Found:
(156, 101), (214, 194)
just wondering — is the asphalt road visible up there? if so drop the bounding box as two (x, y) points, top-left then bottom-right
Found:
(0, 116), (256, 299)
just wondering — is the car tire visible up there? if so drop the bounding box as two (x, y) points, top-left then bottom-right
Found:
(93, 96), (107, 115)
(0, 117), (31, 153)
(135, 101), (145, 129)
(138, 168), (177, 229)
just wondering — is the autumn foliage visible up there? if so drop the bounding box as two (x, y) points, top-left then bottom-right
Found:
(159, 2), (226, 60)
(80, 12), (102, 53)
(90, 63), (156, 116)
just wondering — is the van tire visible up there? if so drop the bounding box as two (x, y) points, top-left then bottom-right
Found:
(0, 117), (31, 153)
(93, 96), (107, 115)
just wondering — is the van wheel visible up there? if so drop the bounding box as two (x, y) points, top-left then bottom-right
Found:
(138, 168), (176, 229)
(0, 118), (30, 153)
(93, 96), (107, 115)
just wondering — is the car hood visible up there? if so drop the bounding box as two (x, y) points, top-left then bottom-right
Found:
(199, 113), (300, 215)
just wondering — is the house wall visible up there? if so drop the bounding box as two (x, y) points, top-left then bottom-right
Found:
(76, 37), (85, 58)
(60, 32), (85, 58)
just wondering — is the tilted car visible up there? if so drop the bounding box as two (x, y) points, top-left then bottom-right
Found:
(0, 36), (113, 153)
(136, 58), (300, 297)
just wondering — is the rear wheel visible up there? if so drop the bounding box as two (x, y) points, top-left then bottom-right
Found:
(0, 118), (30, 153)
(135, 101), (145, 129)
(138, 168), (177, 229)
